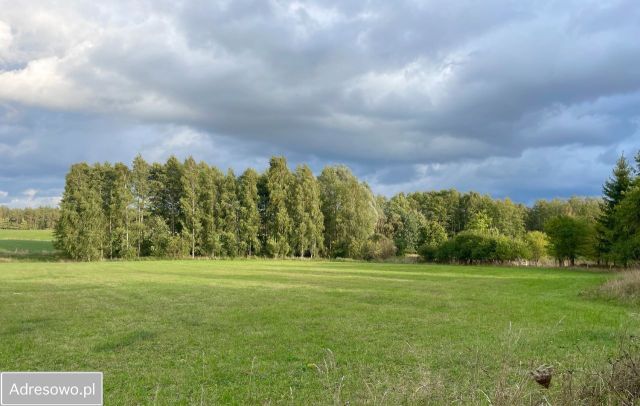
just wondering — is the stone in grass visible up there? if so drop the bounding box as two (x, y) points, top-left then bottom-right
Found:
(531, 365), (553, 388)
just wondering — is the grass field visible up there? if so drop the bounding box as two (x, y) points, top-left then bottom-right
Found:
(0, 229), (54, 240)
(0, 229), (56, 261)
(0, 259), (637, 404)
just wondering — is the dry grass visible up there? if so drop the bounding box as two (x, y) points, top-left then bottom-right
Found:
(592, 270), (640, 304)
(555, 336), (640, 406)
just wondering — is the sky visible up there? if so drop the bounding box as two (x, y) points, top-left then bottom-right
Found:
(1, 0), (639, 208)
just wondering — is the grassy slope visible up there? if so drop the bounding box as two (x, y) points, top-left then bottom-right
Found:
(0, 260), (636, 404)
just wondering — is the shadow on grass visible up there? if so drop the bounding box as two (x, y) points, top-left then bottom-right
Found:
(93, 330), (157, 352)
(0, 239), (60, 262)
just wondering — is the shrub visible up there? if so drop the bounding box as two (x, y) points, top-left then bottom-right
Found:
(146, 216), (171, 257)
(432, 231), (530, 264)
(166, 233), (190, 258)
(525, 231), (549, 263)
(364, 233), (397, 260)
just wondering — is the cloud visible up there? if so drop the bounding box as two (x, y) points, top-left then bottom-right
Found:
(0, 0), (639, 207)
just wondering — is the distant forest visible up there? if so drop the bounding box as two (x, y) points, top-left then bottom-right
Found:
(5, 152), (640, 266)
(0, 206), (59, 230)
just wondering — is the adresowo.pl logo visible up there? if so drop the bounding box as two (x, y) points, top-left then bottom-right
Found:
(1, 372), (102, 406)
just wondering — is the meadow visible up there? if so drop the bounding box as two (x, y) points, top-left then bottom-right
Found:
(1, 255), (637, 404)
(0, 229), (56, 261)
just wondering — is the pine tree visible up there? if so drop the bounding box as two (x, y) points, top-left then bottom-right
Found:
(596, 154), (633, 264)
(290, 165), (324, 257)
(180, 157), (202, 258)
(238, 169), (261, 256)
(265, 157), (293, 257)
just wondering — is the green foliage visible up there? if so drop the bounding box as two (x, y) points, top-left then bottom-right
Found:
(434, 231), (529, 264)
(0, 206), (59, 230)
(180, 157), (202, 258)
(363, 233), (396, 260)
(319, 166), (377, 258)
(596, 155), (633, 264)
(218, 169), (240, 257)
(56, 152), (640, 267)
(237, 169), (261, 256)
(525, 231), (549, 263)
(145, 216), (171, 257)
(198, 164), (223, 257)
(610, 185), (640, 265)
(54, 163), (106, 261)
(264, 157), (293, 258)
(526, 197), (601, 232)
(150, 156), (183, 234)
(131, 155), (150, 257)
(290, 165), (324, 258)
(465, 211), (496, 234)
(544, 215), (595, 266)
(417, 220), (448, 261)
(385, 193), (424, 255)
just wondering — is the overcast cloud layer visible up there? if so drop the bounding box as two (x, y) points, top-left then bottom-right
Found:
(1, 0), (639, 207)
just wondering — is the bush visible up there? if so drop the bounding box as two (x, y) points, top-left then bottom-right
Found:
(525, 231), (549, 263)
(146, 216), (171, 257)
(166, 233), (190, 258)
(364, 234), (397, 260)
(432, 231), (530, 264)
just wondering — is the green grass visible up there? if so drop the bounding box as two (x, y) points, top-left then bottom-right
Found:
(0, 229), (54, 240)
(0, 260), (637, 404)
(0, 229), (56, 261)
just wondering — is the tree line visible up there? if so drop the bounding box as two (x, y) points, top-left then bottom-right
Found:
(52, 154), (616, 265)
(0, 206), (60, 230)
(594, 152), (640, 266)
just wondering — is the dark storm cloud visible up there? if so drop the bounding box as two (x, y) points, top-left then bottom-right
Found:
(0, 0), (639, 206)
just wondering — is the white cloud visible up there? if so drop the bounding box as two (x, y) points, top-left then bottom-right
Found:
(6, 195), (60, 208)
(0, 0), (639, 203)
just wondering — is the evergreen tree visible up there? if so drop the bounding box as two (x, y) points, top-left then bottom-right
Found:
(290, 165), (324, 258)
(237, 169), (261, 256)
(264, 157), (293, 257)
(611, 184), (640, 266)
(180, 157), (202, 258)
(596, 155), (633, 264)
